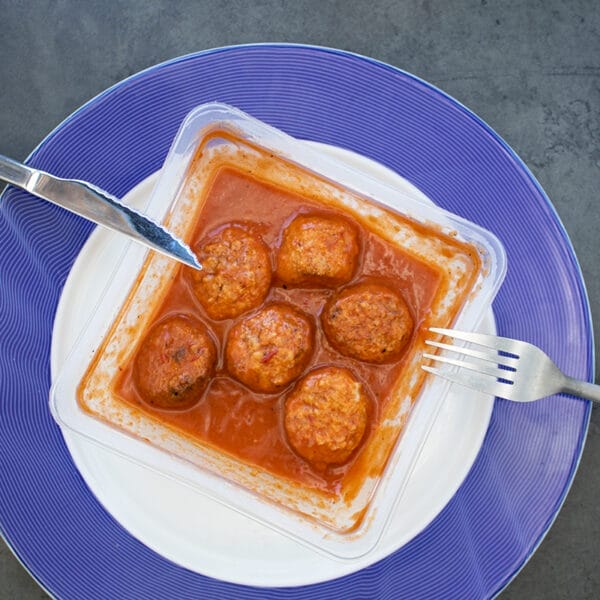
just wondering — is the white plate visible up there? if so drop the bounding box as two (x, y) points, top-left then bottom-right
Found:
(50, 143), (495, 587)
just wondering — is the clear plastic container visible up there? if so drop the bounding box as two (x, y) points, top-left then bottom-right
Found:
(50, 102), (506, 559)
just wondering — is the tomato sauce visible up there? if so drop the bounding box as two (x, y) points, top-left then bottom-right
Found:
(115, 166), (442, 495)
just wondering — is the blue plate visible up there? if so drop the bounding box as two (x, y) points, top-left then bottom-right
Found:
(0, 44), (592, 599)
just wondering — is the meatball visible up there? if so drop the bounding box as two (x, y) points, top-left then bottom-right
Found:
(322, 282), (414, 363)
(276, 213), (360, 287)
(284, 366), (369, 465)
(133, 315), (217, 409)
(190, 225), (272, 320)
(225, 303), (314, 393)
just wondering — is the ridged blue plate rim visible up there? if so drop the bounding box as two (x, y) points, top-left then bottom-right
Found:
(0, 44), (592, 599)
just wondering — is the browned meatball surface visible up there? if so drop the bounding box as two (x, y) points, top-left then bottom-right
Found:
(190, 225), (272, 320)
(284, 366), (369, 465)
(322, 282), (414, 363)
(225, 303), (314, 393)
(276, 213), (360, 287)
(133, 316), (217, 409)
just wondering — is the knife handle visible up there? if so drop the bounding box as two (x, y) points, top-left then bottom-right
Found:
(0, 154), (36, 190)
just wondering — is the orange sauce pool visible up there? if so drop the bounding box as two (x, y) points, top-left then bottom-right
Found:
(114, 166), (443, 496)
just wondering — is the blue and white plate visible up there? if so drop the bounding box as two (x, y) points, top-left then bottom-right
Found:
(0, 45), (592, 599)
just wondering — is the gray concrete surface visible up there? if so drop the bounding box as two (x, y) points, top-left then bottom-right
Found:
(1, 1), (599, 598)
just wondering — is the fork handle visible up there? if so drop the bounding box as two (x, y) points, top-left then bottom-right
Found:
(562, 377), (600, 404)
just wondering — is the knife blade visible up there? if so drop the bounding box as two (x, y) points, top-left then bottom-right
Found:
(0, 154), (201, 270)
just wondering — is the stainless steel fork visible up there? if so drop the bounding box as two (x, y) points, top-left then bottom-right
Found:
(422, 327), (600, 403)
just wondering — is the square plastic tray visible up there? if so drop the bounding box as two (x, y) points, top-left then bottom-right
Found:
(51, 102), (506, 559)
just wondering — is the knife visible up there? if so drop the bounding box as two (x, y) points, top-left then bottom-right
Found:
(0, 154), (201, 270)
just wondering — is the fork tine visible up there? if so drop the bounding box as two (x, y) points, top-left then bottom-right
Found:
(421, 364), (512, 399)
(429, 327), (521, 357)
(423, 352), (516, 381)
(425, 339), (518, 370)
